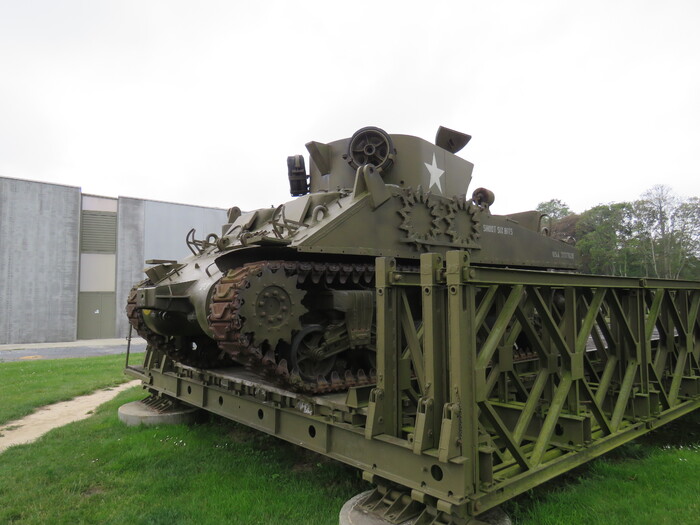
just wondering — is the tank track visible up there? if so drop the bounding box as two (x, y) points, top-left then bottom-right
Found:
(209, 260), (377, 394)
(128, 261), (540, 395)
(127, 261), (380, 395)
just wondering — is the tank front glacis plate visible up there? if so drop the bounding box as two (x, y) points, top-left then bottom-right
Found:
(135, 252), (222, 338)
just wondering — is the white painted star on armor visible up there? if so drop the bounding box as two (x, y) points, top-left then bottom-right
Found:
(425, 153), (445, 193)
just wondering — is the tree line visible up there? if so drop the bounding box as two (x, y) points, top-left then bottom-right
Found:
(537, 185), (700, 280)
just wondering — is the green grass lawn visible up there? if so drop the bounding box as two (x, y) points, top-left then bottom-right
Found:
(504, 409), (700, 524)
(0, 387), (368, 525)
(1, 354), (698, 524)
(0, 353), (141, 425)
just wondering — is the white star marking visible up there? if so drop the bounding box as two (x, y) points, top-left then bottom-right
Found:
(424, 153), (445, 193)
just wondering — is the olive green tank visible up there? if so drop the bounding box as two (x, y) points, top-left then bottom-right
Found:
(127, 126), (578, 392)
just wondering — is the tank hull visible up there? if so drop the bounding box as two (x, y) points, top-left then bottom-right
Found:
(127, 126), (579, 391)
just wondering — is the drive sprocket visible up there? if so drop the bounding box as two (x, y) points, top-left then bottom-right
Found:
(208, 260), (378, 394)
(237, 264), (307, 346)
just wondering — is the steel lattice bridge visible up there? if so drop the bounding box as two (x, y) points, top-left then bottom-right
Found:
(126, 251), (700, 525)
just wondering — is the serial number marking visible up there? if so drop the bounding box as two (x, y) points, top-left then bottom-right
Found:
(552, 251), (575, 259)
(483, 224), (513, 235)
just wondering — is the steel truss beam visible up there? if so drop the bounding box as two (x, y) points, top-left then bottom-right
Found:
(126, 251), (700, 523)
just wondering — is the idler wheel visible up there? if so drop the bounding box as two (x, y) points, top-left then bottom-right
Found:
(289, 324), (337, 381)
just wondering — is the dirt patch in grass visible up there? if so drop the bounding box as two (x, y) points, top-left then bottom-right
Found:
(0, 353), (142, 425)
(0, 388), (369, 525)
(0, 380), (140, 453)
(81, 486), (107, 497)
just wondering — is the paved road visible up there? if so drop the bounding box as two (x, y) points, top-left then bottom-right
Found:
(0, 338), (147, 363)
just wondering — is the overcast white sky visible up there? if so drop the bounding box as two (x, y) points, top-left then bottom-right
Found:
(1, 1), (699, 215)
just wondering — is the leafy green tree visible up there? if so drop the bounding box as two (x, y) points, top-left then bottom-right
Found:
(575, 202), (642, 276)
(570, 186), (699, 279)
(631, 186), (700, 279)
(536, 199), (572, 221)
(675, 197), (700, 279)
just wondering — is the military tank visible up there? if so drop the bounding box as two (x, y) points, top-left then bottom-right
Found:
(127, 126), (578, 393)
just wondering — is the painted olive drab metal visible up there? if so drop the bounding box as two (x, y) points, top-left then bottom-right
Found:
(123, 127), (698, 524)
(130, 260), (379, 394)
(208, 260), (378, 394)
(126, 252), (700, 524)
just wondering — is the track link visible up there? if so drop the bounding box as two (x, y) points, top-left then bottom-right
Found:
(209, 260), (377, 394)
(128, 260), (539, 395)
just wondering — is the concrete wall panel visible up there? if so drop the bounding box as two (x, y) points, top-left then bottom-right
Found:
(0, 178), (80, 344)
(115, 199), (225, 338)
(144, 201), (227, 262)
(115, 197), (145, 337)
(1, 180), (227, 341)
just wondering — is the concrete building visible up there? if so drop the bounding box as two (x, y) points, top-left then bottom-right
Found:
(0, 176), (227, 344)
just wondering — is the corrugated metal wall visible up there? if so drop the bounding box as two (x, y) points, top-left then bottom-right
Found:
(80, 211), (117, 253)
